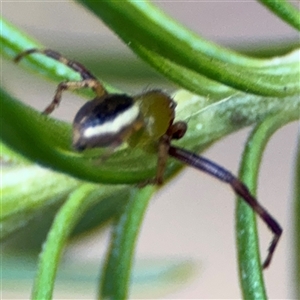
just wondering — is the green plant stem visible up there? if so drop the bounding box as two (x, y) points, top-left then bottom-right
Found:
(129, 41), (235, 99)
(100, 186), (155, 300)
(258, 0), (300, 31)
(31, 184), (96, 299)
(236, 114), (298, 299)
(0, 88), (158, 183)
(31, 183), (126, 299)
(1, 165), (79, 240)
(0, 141), (30, 164)
(75, 0), (289, 67)
(294, 131), (300, 299)
(0, 18), (78, 83)
(0, 18), (41, 57)
(0, 18), (115, 94)
(76, 0), (300, 96)
(1, 85), (299, 185)
(1, 2), (299, 299)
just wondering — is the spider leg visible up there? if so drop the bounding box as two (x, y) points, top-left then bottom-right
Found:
(15, 49), (99, 80)
(168, 145), (282, 269)
(42, 79), (104, 115)
(14, 48), (107, 114)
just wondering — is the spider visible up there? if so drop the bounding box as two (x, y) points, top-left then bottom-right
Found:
(15, 48), (282, 269)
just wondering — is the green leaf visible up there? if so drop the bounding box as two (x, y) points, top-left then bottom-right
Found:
(1, 3), (300, 299)
(1, 164), (78, 239)
(236, 113), (298, 299)
(0, 18), (76, 83)
(1, 141), (30, 165)
(0, 87), (158, 184)
(258, 0), (300, 31)
(118, 36), (236, 100)
(31, 183), (127, 299)
(0, 17), (114, 94)
(1, 15), (299, 188)
(76, 0), (300, 96)
(2, 86), (299, 186)
(100, 186), (155, 300)
(1, 162), (130, 246)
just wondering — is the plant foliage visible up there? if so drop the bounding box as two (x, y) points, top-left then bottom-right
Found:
(1, 1), (299, 299)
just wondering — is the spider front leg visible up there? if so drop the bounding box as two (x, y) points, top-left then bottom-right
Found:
(14, 48), (108, 115)
(168, 145), (282, 268)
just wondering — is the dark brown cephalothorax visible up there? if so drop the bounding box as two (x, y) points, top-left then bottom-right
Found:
(15, 48), (282, 269)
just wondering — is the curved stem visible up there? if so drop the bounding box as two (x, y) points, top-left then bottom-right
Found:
(236, 114), (298, 299)
(100, 186), (155, 300)
(31, 184), (98, 299)
(129, 41), (235, 99)
(76, 0), (300, 96)
(31, 183), (126, 299)
(0, 18), (77, 82)
(0, 18), (115, 94)
(258, 0), (300, 31)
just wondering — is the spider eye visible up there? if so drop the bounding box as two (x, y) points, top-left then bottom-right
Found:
(73, 94), (141, 150)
